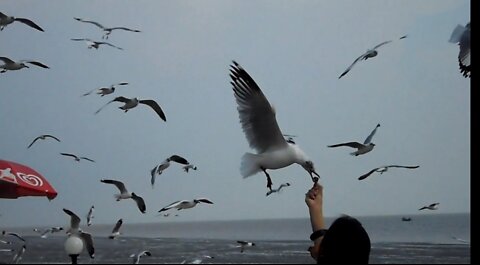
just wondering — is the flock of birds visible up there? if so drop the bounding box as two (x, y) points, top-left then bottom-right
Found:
(0, 8), (470, 264)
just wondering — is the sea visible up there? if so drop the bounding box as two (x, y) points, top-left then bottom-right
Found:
(0, 213), (470, 264)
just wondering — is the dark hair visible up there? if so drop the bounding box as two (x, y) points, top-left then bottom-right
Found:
(317, 215), (371, 264)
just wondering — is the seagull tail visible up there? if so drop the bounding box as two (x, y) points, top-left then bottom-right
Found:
(240, 153), (261, 178)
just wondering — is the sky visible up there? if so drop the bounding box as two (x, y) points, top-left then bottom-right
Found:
(0, 0), (470, 228)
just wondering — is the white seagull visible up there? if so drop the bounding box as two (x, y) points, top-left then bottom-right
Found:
(266, 182), (291, 196)
(0, 57), (49, 73)
(12, 244), (26, 264)
(27, 134), (61, 149)
(449, 22), (470, 78)
(82, 82), (129, 97)
(229, 61), (320, 191)
(150, 155), (191, 187)
(130, 250), (152, 264)
(338, 38), (402, 79)
(71, 38), (123, 50)
(95, 96), (167, 122)
(62, 208), (95, 259)
(158, 198), (213, 213)
(357, 165), (419, 180)
(60, 153), (95, 162)
(100, 179), (146, 213)
(109, 219), (123, 239)
(74, 17), (141, 39)
(0, 12), (43, 31)
(87, 205), (94, 226)
(418, 203), (439, 211)
(237, 240), (256, 253)
(328, 123), (380, 156)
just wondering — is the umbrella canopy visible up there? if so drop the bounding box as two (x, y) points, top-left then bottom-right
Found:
(0, 159), (57, 200)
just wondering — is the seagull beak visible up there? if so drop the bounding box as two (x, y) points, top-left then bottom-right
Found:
(309, 170), (320, 182)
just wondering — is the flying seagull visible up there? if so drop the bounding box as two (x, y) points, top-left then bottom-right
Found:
(74, 17), (141, 39)
(418, 203), (439, 211)
(12, 244), (26, 264)
(1, 231), (25, 242)
(27, 134), (61, 148)
(71, 38), (123, 50)
(130, 250), (151, 264)
(357, 165), (419, 180)
(60, 153), (95, 162)
(266, 182), (291, 196)
(109, 219), (123, 239)
(86, 205), (94, 226)
(150, 155), (191, 187)
(328, 124), (380, 156)
(338, 38), (403, 79)
(0, 12), (43, 31)
(158, 198), (213, 212)
(95, 96), (167, 122)
(0, 57), (49, 73)
(33, 227), (64, 238)
(62, 208), (95, 259)
(100, 179), (146, 213)
(229, 61), (320, 191)
(449, 22), (470, 78)
(237, 240), (256, 253)
(82, 82), (129, 97)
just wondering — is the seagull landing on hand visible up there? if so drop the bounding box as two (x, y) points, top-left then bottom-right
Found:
(0, 57), (49, 73)
(71, 38), (123, 50)
(449, 22), (470, 78)
(338, 37), (406, 79)
(27, 134), (61, 148)
(158, 198), (213, 213)
(419, 202), (439, 211)
(95, 96), (166, 122)
(150, 155), (191, 187)
(229, 61), (320, 191)
(0, 12), (44, 31)
(100, 179), (146, 213)
(60, 153), (95, 162)
(266, 182), (291, 196)
(82, 82), (129, 97)
(358, 165), (419, 180)
(328, 124), (380, 156)
(74, 17), (141, 39)
(130, 250), (151, 264)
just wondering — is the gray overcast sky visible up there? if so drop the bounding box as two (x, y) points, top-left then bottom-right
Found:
(1, 0), (470, 228)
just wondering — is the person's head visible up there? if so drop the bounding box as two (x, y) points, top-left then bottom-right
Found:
(316, 215), (371, 264)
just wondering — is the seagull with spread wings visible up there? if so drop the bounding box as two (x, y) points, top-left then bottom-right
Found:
(71, 38), (123, 50)
(150, 155), (191, 187)
(130, 250), (152, 264)
(357, 165), (419, 180)
(95, 96), (167, 122)
(62, 208), (95, 259)
(449, 22), (470, 78)
(158, 198), (213, 212)
(328, 124), (380, 156)
(27, 134), (61, 149)
(1, 231), (25, 242)
(74, 17), (141, 39)
(229, 61), (320, 191)
(418, 203), (439, 211)
(60, 153), (95, 162)
(0, 12), (43, 31)
(108, 219), (123, 239)
(100, 179), (146, 213)
(237, 241), (256, 253)
(82, 82), (129, 97)
(0, 57), (49, 73)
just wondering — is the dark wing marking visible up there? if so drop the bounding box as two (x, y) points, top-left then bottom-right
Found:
(60, 153), (79, 159)
(358, 168), (380, 180)
(25, 61), (49, 69)
(80, 157), (95, 162)
(62, 208), (81, 230)
(131, 193), (146, 213)
(196, 198), (214, 204)
(95, 97), (128, 114)
(100, 179), (128, 193)
(139, 100), (167, 122)
(364, 124), (380, 144)
(79, 232), (95, 259)
(109, 27), (141, 32)
(74, 17), (105, 29)
(386, 165), (419, 169)
(0, 57), (15, 64)
(98, 42), (123, 50)
(169, 155), (189, 165)
(27, 136), (42, 148)
(338, 53), (367, 79)
(327, 142), (364, 149)
(373, 40), (393, 49)
(14, 18), (44, 31)
(112, 219), (123, 233)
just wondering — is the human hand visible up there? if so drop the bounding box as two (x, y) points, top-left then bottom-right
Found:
(305, 182), (323, 209)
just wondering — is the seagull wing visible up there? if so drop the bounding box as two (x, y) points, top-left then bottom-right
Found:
(87, 206), (94, 226)
(24, 61), (49, 69)
(139, 100), (167, 122)
(79, 232), (95, 259)
(169, 155), (189, 165)
(71, 38), (91, 42)
(98, 41), (123, 50)
(95, 97), (124, 114)
(14, 17), (44, 31)
(327, 142), (364, 149)
(358, 168), (380, 180)
(0, 57), (15, 64)
(82, 88), (97, 96)
(109, 27), (141, 32)
(418, 206), (428, 211)
(363, 124), (380, 144)
(12, 244), (26, 264)
(338, 53), (367, 79)
(111, 219), (123, 233)
(372, 40), (393, 50)
(158, 200), (183, 212)
(229, 61), (288, 153)
(114, 82), (129, 86)
(62, 208), (81, 230)
(131, 193), (146, 213)
(100, 179), (128, 194)
(196, 198), (214, 204)
(0, 12), (7, 19)
(2, 232), (25, 242)
(449, 24), (466, 43)
(60, 153), (79, 160)
(458, 25), (470, 77)
(80, 157), (95, 162)
(44, 134), (61, 142)
(74, 17), (105, 29)
(150, 166), (158, 187)
(27, 136), (42, 148)
(385, 165), (420, 169)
